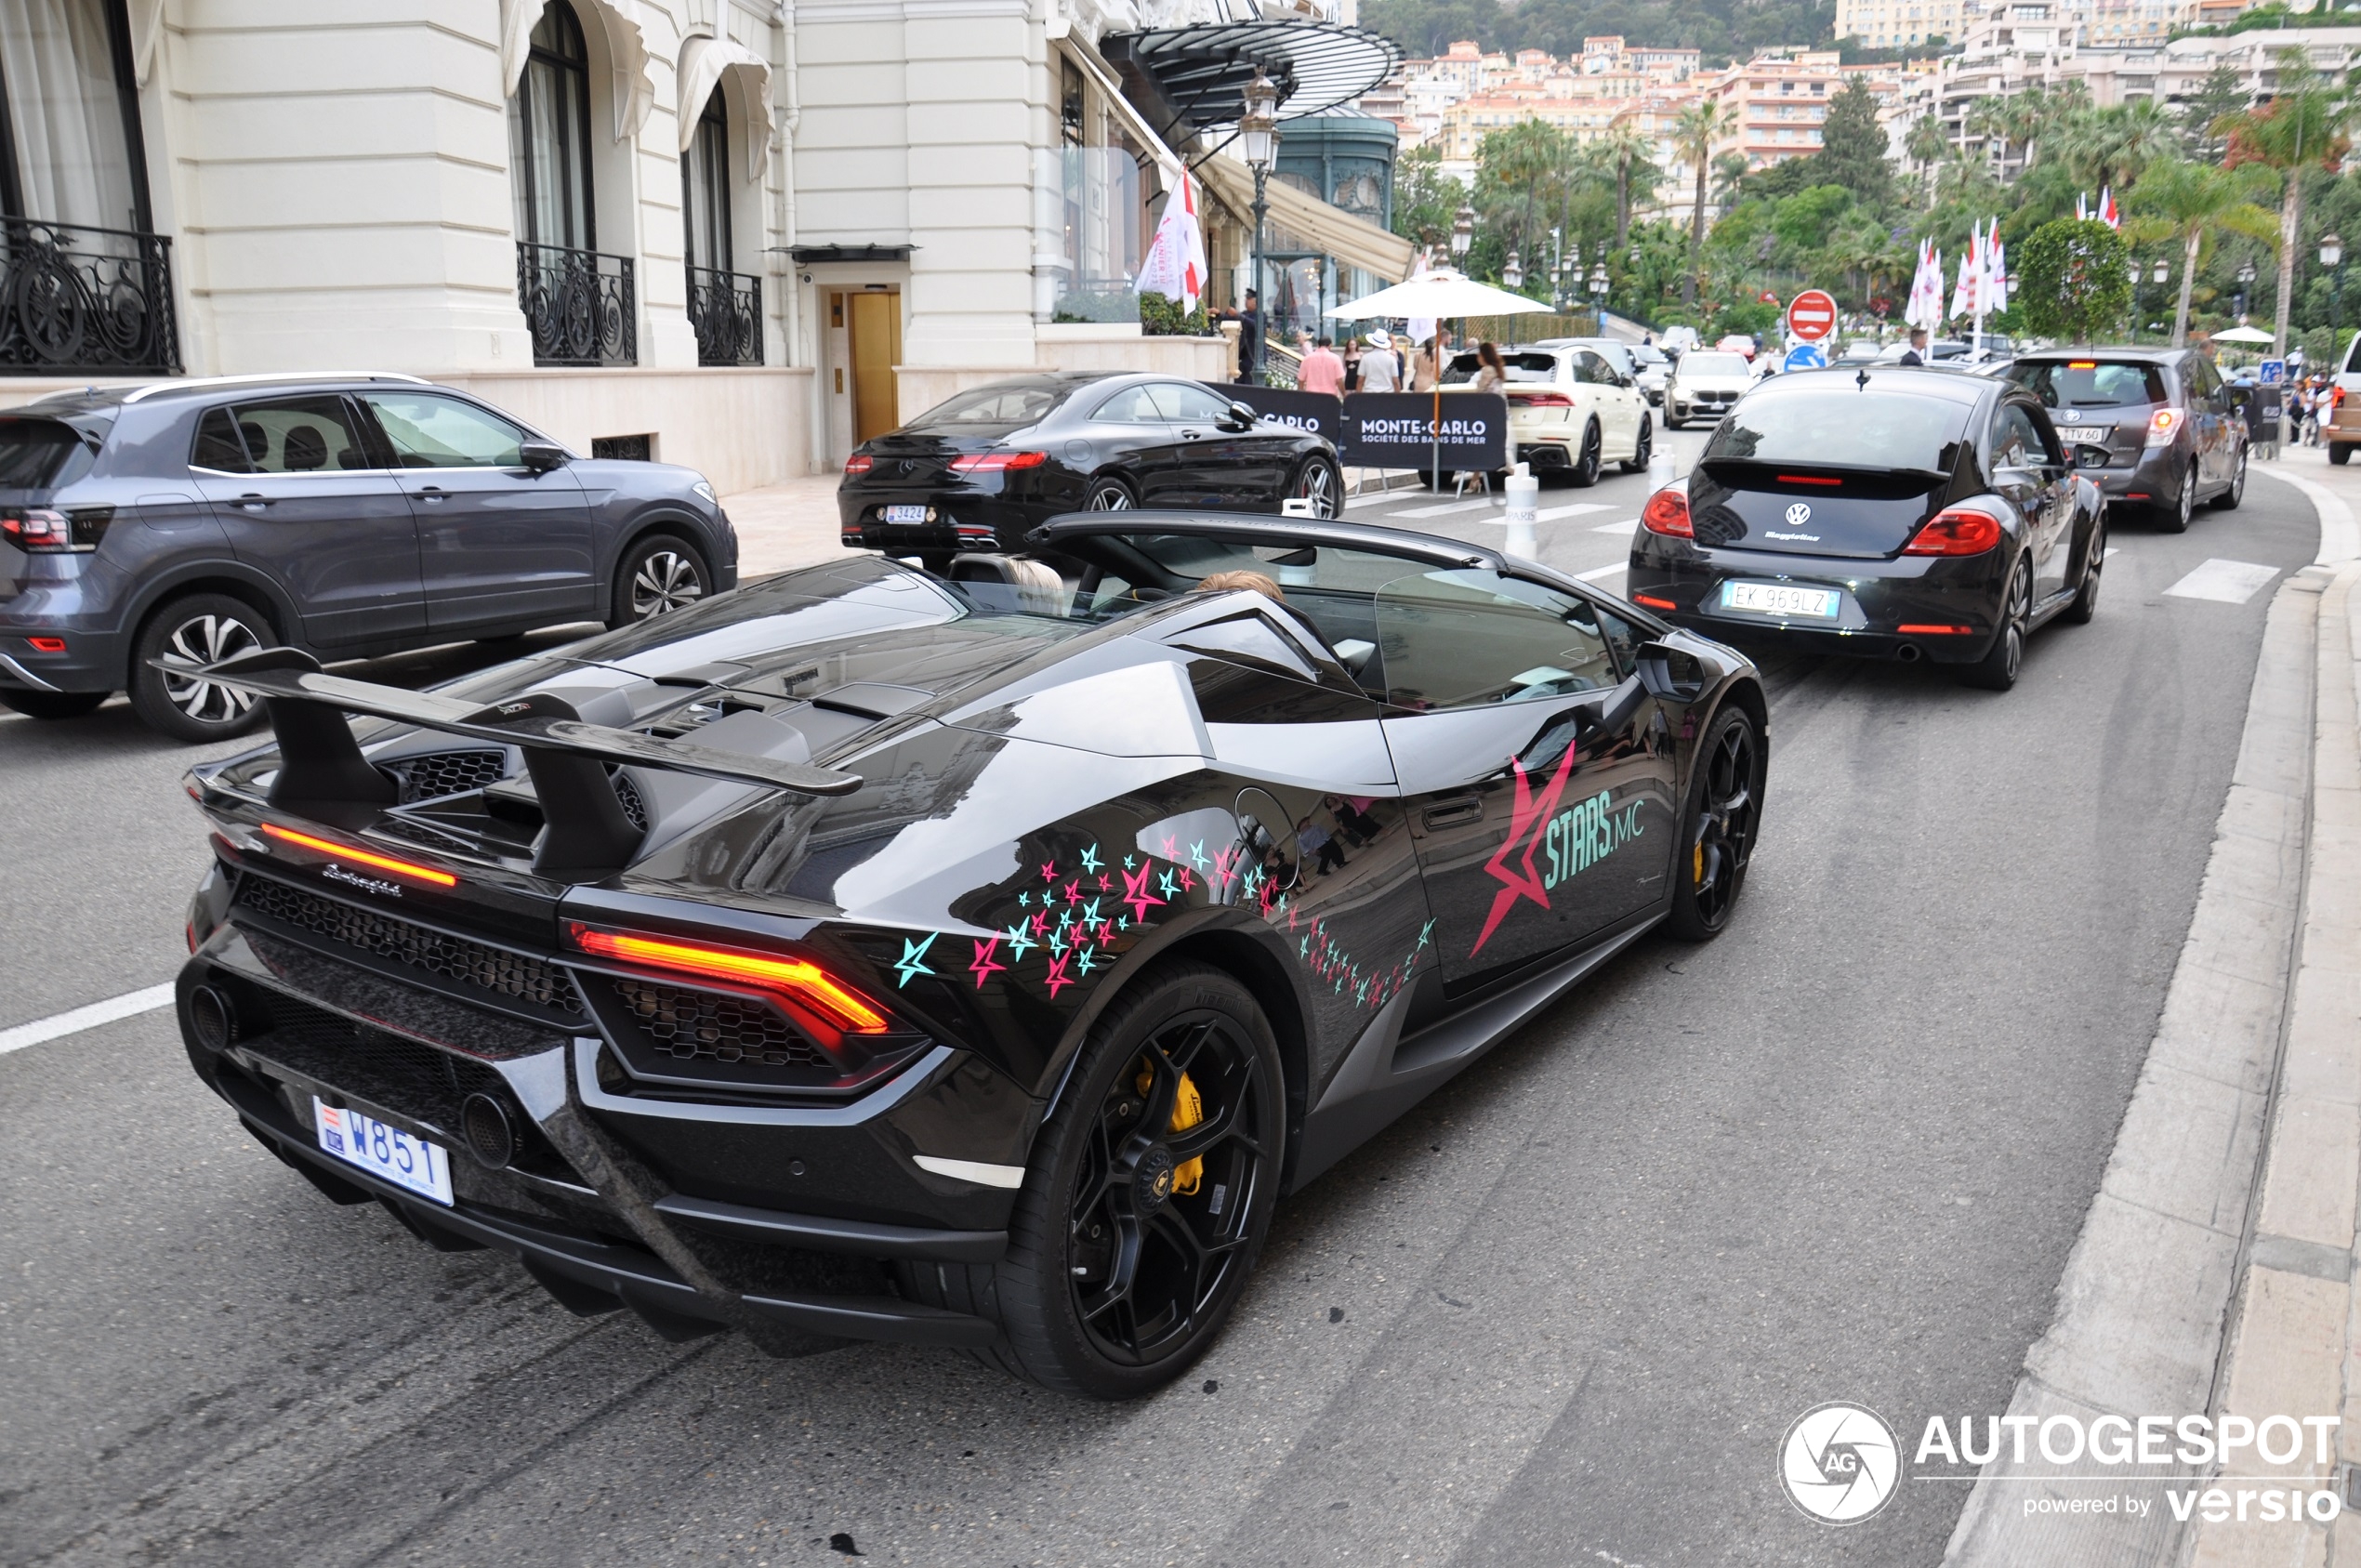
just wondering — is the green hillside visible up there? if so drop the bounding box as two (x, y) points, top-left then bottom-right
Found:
(1359, 0), (1838, 66)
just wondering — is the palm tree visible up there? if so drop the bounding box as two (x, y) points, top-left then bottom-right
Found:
(1906, 115), (1951, 208)
(2217, 51), (2353, 361)
(2125, 158), (2281, 345)
(2058, 99), (2181, 192)
(1673, 99), (1735, 305)
(1596, 123), (1662, 248)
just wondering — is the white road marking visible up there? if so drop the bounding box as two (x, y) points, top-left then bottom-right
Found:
(2104, 546), (2119, 560)
(0, 982), (177, 1056)
(1589, 517), (1639, 535)
(1535, 502), (1614, 521)
(1344, 487), (1422, 509)
(2162, 558), (2280, 604)
(1386, 497), (1503, 519)
(1576, 563), (1627, 583)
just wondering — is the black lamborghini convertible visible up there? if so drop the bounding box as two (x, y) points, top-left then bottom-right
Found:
(171, 512), (1766, 1399)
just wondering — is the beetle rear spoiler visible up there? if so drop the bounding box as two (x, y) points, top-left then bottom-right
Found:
(168, 647), (860, 877)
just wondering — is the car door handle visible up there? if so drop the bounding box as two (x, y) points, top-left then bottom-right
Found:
(1422, 796), (1484, 831)
(414, 486), (448, 501)
(234, 494), (270, 510)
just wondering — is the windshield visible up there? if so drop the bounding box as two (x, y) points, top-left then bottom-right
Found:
(2005, 360), (2169, 408)
(1682, 353), (1749, 377)
(909, 383), (1073, 428)
(1441, 351), (1560, 385)
(0, 418), (95, 488)
(1632, 347), (1667, 365)
(1703, 388), (1971, 471)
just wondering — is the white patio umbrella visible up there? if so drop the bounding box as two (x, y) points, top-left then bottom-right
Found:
(2209, 325), (2275, 345)
(1327, 270), (1552, 488)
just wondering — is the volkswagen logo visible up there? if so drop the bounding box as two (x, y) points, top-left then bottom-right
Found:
(1779, 1403), (1901, 1524)
(1785, 502), (1813, 527)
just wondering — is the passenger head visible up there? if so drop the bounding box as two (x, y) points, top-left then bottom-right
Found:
(1478, 340), (1504, 373)
(1195, 569), (1285, 601)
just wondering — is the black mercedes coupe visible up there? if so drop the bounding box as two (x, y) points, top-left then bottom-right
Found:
(838, 373), (1343, 562)
(1627, 365), (2106, 692)
(172, 513), (1764, 1398)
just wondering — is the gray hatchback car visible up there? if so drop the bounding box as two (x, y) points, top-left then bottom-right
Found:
(0, 373), (736, 740)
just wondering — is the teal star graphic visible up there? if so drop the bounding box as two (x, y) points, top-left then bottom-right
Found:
(1003, 920), (1036, 961)
(894, 932), (939, 988)
(1118, 916), (1130, 930)
(1075, 945), (1100, 976)
(1159, 868), (1180, 899)
(1081, 844), (1102, 875)
(1188, 839), (1208, 872)
(1299, 933), (1311, 957)
(1123, 852), (1137, 870)
(1048, 927), (1069, 956)
(1418, 918), (1435, 949)
(1082, 897), (1102, 926)
(1019, 889), (1032, 907)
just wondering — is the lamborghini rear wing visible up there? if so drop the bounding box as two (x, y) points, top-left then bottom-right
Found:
(172, 647), (860, 878)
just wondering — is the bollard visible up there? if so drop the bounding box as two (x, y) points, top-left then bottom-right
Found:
(1504, 463), (1538, 559)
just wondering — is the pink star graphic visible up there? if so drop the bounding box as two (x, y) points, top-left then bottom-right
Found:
(1043, 952), (1074, 997)
(969, 937), (1005, 989)
(1040, 861), (1057, 882)
(1119, 862), (1167, 922)
(1063, 879), (1081, 904)
(1470, 739), (1582, 957)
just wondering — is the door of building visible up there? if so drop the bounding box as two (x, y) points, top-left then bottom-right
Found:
(837, 289), (903, 444)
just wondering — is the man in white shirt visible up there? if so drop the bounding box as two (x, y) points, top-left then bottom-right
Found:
(1357, 331), (1400, 393)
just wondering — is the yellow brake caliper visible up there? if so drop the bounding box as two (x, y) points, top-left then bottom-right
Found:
(1694, 841), (1706, 885)
(1139, 1064), (1206, 1195)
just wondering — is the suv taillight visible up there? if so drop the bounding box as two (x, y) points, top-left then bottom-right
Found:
(1, 506), (107, 553)
(2146, 407), (2183, 447)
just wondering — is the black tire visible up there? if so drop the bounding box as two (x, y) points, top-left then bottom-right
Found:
(1285, 455), (1341, 519)
(126, 592), (275, 743)
(1665, 704), (1762, 941)
(2066, 512), (2104, 626)
(2332, 441), (2354, 467)
(1086, 474), (1136, 511)
(1620, 415), (1653, 475)
(1570, 420), (1603, 487)
(1956, 556), (2032, 692)
(1666, 409), (1685, 431)
(0, 688), (106, 720)
(609, 534), (709, 626)
(901, 959), (1285, 1399)
(2157, 464), (2194, 534)
(2211, 445), (2247, 510)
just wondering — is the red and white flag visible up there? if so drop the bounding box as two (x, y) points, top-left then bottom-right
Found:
(1136, 170), (1207, 310)
(2098, 186), (2120, 230)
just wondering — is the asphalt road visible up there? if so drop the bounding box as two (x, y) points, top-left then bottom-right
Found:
(0, 431), (2322, 1567)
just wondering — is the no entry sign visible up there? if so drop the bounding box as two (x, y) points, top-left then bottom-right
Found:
(1786, 289), (1838, 343)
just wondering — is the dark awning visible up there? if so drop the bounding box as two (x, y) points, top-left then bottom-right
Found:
(784, 244), (915, 263)
(1102, 20), (1400, 138)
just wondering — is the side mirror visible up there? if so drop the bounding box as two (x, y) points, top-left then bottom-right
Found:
(1220, 401), (1259, 431)
(519, 441), (568, 473)
(1632, 639), (1707, 702)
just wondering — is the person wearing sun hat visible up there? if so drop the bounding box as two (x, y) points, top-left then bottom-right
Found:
(1358, 329), (1400, 393)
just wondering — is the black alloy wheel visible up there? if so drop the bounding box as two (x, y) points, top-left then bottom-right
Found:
(1620, 415), (1653, 475)
(2159, 464), (2195, 534)
(1287, 456), (1340, 518)
(2067, 514), (2105, 625)
(1958, 557), (2033, 692)
(2211, 445), (2247, 510)
(1087, 475), (1136, 510)
(1666, 705), (1761, 941)
(612, 534), (709, 626)
(127, 592), (274, 742)
(1570, 421), (1603, 488)
(0, 688), (106, 719)
(904, 960), (1283, 1398)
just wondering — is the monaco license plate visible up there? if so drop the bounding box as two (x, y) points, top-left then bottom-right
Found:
(882, 504), (931, 524)
(314, 1098), (455, 1206)
(1722, 580), (1840, 619)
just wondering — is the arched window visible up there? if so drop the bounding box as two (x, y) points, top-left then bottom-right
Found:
(509, 1), (594, 252)
(680, 87), (730, 272)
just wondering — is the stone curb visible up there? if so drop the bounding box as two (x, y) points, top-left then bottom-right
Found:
(1943, 470), (2333, 1566)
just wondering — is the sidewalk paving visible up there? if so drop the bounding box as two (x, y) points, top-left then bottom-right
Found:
(719, 473), (842, 578)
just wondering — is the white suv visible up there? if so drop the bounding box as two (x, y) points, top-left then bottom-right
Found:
(1440, 346), (1652, 484)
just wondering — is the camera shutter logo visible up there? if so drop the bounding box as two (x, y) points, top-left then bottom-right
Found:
(1785, 502), (1813, 527)
(1779, 1402), (1901, 1524)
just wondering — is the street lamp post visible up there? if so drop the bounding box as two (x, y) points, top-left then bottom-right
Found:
(1239, 70), (1278, 385)
(2152, 257), (2170, 340)
(1451, 204), (1473, 265)
(1588, 258), (1609, 335)
(2237, 260), (2257, 325)
(2128, 258), (2143, 343)
(2324, 233), (2346, 362)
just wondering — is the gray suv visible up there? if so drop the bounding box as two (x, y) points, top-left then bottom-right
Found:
(0, 374), (737, 739)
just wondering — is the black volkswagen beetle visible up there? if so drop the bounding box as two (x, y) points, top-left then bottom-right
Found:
(838, 373), (1343, 561)
(1627, 365), (2105, 692)
(171, 513), (1763, 1399)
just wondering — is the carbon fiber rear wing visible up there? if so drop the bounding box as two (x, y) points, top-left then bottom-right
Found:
(171, 647), (860, 877)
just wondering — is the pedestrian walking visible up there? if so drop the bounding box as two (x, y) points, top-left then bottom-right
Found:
(1900, 327), (1928, 366)
(1471, 340), (1506, 393)
(1299, 336), (1346, 397)
(1358, 330), (1400, 392)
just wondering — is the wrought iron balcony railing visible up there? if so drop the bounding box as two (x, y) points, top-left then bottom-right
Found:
(686, 264), (761, 367)
(516, 242), (636, 367)
(0, 218), (180, 375)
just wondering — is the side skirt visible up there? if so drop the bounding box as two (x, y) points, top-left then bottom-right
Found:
(1285, 915), (1662, 1192)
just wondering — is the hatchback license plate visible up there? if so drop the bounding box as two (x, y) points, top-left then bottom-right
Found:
(1722, 581), (1840, 619)
(315, 1098), (454, 1206)
(882, 505), (931, 524)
